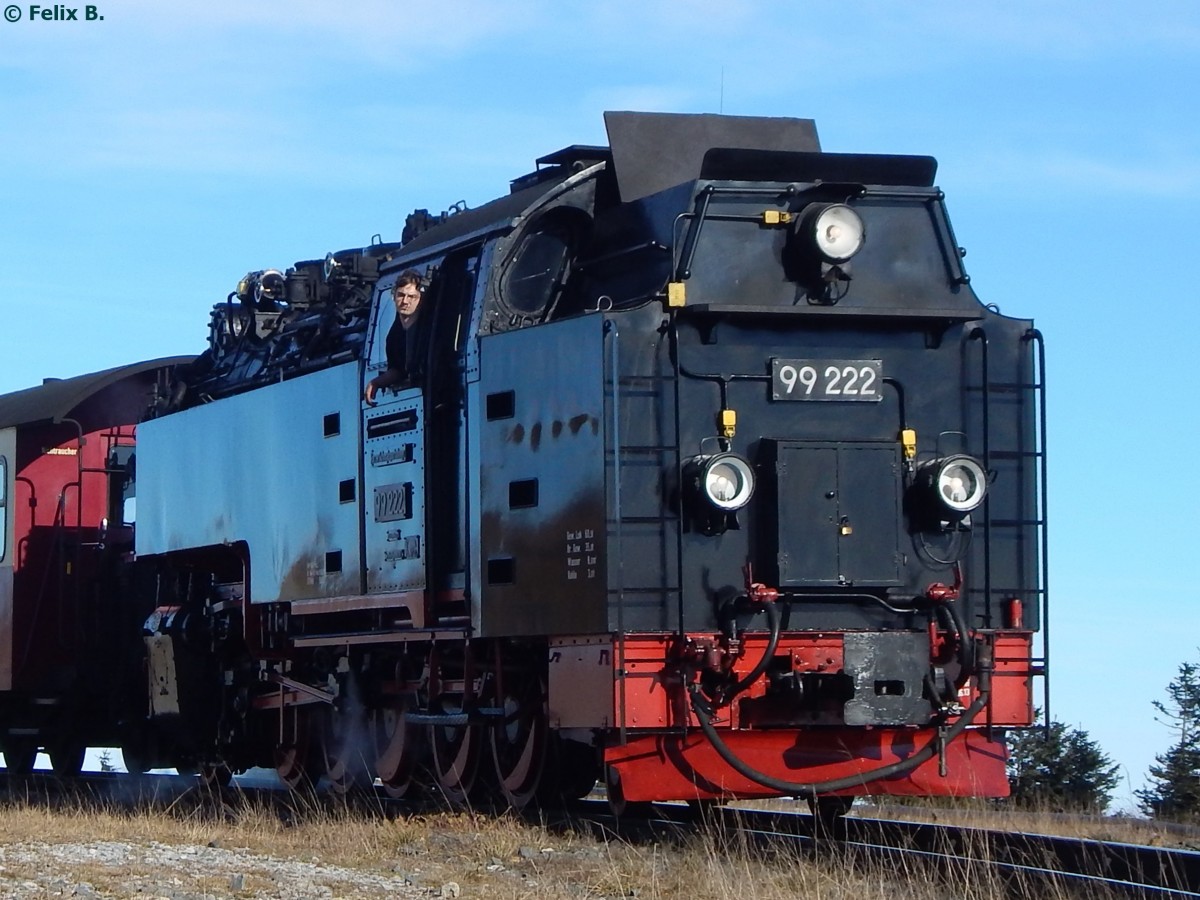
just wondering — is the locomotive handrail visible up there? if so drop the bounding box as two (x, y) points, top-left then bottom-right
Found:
(683, 303), (984, 321)
(1023, 327), (1050, 728)
(967, 328), (994, 634)
(668, 314), (687, 647)
(576, 240), (668, 271)
(670, 181), (953, 289)
(605, 319), (628, 745)
(15, 490), (67, 680)
(675, 185), (715, 281)
(929, 190), (971, 286)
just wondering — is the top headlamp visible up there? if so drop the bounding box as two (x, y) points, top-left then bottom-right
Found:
(800, 203), (866, 264)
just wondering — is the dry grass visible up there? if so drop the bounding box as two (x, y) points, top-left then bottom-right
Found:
(0, 785), (1136, 899)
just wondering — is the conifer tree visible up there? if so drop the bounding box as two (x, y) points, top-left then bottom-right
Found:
(1138, 661), (1200, 820)
(1007, 714), (1119, 813)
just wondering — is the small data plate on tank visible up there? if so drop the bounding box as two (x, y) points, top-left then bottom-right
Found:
(770, 358), (883, 402)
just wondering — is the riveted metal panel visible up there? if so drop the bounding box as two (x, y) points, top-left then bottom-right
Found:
(137, 363), (362, 604)
(363, 390), (426, 593)
(548, 636), (613, 728)
(843, 632), (931, 726)
(477, 315), (607, 637)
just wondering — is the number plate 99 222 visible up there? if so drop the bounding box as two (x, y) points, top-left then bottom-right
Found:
(771, 359), (883, 402)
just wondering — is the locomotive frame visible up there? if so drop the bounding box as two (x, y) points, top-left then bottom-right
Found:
(0, 112), (1046, 812)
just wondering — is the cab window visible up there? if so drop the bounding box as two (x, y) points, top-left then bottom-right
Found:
(107, 446), (136, 526)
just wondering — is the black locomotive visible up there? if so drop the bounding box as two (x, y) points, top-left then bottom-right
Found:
(0, 112), (1045, 812)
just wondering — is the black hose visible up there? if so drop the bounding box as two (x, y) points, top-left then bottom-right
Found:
(689, 685), (989, 797)
(721, 600), (781, 704)
(924, 672), (949, 708)
(937, 599), (975, 677)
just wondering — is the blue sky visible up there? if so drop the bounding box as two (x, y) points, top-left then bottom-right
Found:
(2, 0), (1198, 809)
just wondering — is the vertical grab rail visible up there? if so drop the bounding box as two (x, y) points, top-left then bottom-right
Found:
(670, 316), (687, 640)
(967, 328), (994, 631)
(605, 319), (627, 745)
(1024, 328), (1050, 727)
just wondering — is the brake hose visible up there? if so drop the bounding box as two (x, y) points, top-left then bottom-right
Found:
(717, 600), (782, 705)
(688, 685), (989, 797)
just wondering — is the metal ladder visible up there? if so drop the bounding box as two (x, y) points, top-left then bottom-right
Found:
(968, 326), (1050, 724)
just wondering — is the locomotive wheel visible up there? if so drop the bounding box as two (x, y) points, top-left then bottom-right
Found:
(120, 740), (151, 776)
(376, 699), (423, 800)
(490, 675), (548, 810)
(274, 745), (304, 788)
(429, 696), (482, 807)
(199, 764), (234, 789)
(685, 798), (722, 821)
(49, 740), (86, 778)
(3, 739), (38, 775)
(321, 706), (373, 795)
(807, 795), (854, 834)
(604, 764), (654, 818)
(274, 711), (318, 790)
(542, 735), (600, 803)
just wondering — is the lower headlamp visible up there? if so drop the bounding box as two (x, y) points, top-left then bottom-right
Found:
(915, 455), (988, 520)
(683, 452), (756, 535)
(695, 453), (755, 511)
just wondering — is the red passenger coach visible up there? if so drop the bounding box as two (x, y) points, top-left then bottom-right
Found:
(0, 358), (188, 774)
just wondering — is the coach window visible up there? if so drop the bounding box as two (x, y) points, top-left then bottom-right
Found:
(0, 455), (7, 561)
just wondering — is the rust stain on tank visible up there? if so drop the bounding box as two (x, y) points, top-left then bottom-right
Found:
(280, 548), (354, 602)
(280, 551), (322, 601)
(530, 422), (543, 451)
(551, 420), (563, 438)
(568, 414), (589, 435)
(510, 424), (525, 444)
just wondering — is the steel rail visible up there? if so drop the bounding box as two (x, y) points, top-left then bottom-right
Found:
(571, 800), (1200, 898)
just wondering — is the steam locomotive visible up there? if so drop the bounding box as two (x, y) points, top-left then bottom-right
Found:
(0, 112), (1046, 814)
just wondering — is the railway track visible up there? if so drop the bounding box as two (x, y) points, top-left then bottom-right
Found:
(839, 814), (1200, 898)
(573, 800), (1200, 898)
(3, 770), (1198, 897)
